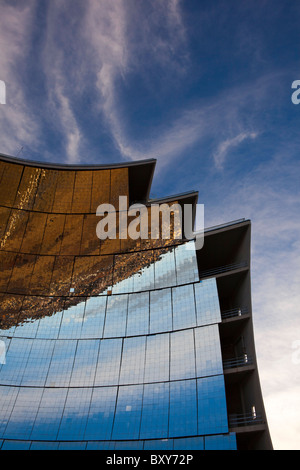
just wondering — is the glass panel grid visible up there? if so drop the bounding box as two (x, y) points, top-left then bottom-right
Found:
(194, 278), (221, 326)
(119, 336), (146, 385)
(0, 206), (233, 451)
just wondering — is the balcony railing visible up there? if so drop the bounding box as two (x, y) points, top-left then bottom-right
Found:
(199, 261), (248, 278)
(229, 412), (264, 428)
(221, 306), (248, 320)
(223, 354), (253, 369)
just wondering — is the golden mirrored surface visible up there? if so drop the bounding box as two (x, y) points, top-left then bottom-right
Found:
(0, 158), (185, 329)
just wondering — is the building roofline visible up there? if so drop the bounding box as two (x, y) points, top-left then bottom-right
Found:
(0, 151), (157, 204)
(0, 151), (157, 171)
(148, 190), (198, 205)
(204, 218), (250, 233)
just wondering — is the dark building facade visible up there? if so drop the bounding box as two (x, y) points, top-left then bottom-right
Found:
(0, 153), (272, 450)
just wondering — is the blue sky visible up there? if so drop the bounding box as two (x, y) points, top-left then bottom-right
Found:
(0, 0), (300, 450)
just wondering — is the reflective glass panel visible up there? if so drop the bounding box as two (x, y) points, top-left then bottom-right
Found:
(36, 309), (63, 339)
(58, 442), (87, 450)
(194, 324), (223, 378)
(81, 296), (106, 339)
(4, 387), (43, 439)
(143, 439), (173, 450)
(58, 301), (85, 339)
(132, 258), (155, 292)
(197, 375), (228, 435)
(86, 441), (115, 450)
(170, 329), (195, 380)
(57, 388), (92, 440)
(0, 338), (33, 385)
(103, 295), (128, 338)
(84, 386), (117, 440)
(172, 284), (196, 330)
(20, 339), (54, 386)
(112, 385), (143, 440)
(144, 333), (169, 383)
(1, 440), (31, 450)
(173, 436), (204, 450)
(94, 338), (122, 386)
(0, 386), (19, 437)
(169, 379), (197, 438)
(175, 241), (199, 285)
(30, 441), (59, 450)
(111, 254), (135, 294)
(140, 382), (169, 439)
(30, 388), (68, 440)
(204, 433), (237, 450)
(149, 288), (172, 334)
(154, 249), (176, 289)
(69, 339), (100, 387)
(13, 315), (40, 338)
(194, 278), (221, 327)
(114, 440), (143, 450)
(119, 336), (146, 385)
(45, 340), (77, 387)
(126, 292), (149, 336)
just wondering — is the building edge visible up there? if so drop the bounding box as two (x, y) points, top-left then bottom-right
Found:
(196, 219), (273, 450)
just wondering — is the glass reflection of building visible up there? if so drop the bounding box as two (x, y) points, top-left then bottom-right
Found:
(0, 153), (272, 450)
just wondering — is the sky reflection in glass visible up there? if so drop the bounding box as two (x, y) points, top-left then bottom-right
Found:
(0, 241), (235, 448)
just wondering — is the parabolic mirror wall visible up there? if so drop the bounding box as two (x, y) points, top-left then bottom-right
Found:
(0, 154), (271, 450)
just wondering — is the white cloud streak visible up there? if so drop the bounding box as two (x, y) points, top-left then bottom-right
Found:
(81, 0), (189, 164)
(0, 1), (40, 156)
(213, 132), (258, 170)
(0, 1), (281, 170)
(205, 153), (300, 450)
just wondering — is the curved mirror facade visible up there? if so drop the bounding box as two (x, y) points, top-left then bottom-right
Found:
(0, 158), (236, 450)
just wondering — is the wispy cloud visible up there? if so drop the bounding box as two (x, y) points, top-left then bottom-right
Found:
(213, 131), (258, 169)
(204, 150), (300, 450)
(81, 0), (189, 163)
(0, 1), (40, 156)
(0, 1), (287, 170)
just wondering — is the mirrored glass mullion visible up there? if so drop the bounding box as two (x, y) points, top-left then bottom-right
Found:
(84, 386), (117, 440)
(94, 337), (123, 386)
(126, 292), (149, 337)
(172, 284), (196, 330)
(112, 384), (143, 440)
(45, 339), (77, 387)
(103, 294), (128, 338)
(119, 336), (146, 385)
(20, 338), (55, 386)
(36, 307), (63, 339)
(194, 324), (223, 378)
(81, 296), (106, 339)
(58, 299), (86, 339)
(4, 387), (43, 440)
(0, 385), (19, 437)
(149, 288), (172, 334)
(0, 337), (33, 386)
(169, 379), (197, 438)
(174, 241), (199, 285)
(144, 333), (170, 383)
(57, 387), (92, 440)
(69, 339), (100, 387)
(140, 382), (169, 439)
(194, 278), (221, 327)
(170, 329), (196, 381)
(154, 249), (176, 289)
(30, 387), (68, 441)
(197, 375), (229, 435)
